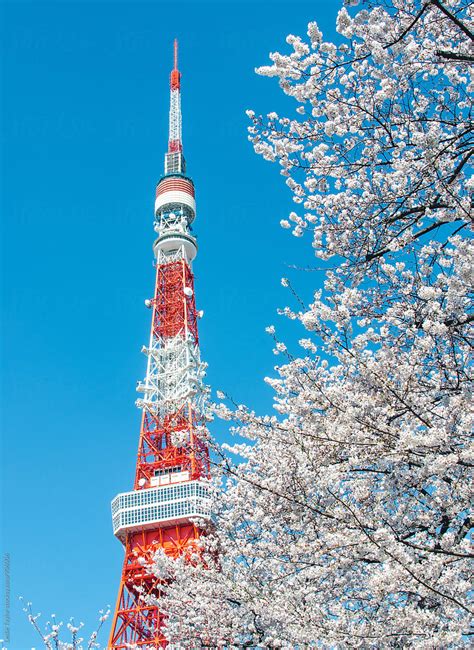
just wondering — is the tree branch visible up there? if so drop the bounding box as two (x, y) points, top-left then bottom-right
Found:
(436, 49), (474, 62)
(431, 0), (474, 42)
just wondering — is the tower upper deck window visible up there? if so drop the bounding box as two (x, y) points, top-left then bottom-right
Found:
(154, 466), (182, 477)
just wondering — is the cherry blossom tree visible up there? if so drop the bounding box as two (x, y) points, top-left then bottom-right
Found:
(153, 1), (473, 646)
(20, 599), (109, 650)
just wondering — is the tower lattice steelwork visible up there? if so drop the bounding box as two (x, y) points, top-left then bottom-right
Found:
(109, 40), (211, 649)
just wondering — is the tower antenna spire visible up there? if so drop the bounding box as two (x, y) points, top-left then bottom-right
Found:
(167, 39), (184, 172)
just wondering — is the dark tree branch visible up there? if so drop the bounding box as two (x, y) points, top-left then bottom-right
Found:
(436, 50), (474, 62)
(431, 0), (474, 42)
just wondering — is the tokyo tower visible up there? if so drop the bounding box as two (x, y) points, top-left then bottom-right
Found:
(108, 40), (211, 648)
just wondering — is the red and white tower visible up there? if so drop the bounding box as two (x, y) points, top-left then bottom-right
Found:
(108, 40), (211, 649)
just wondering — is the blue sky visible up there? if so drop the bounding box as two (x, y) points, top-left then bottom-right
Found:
(2, 1), (340, 647)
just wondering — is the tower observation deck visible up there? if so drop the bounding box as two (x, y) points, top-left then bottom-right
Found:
(108, 41), (211, 649)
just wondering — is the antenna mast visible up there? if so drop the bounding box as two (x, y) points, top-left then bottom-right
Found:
(166, 38), (185, 173)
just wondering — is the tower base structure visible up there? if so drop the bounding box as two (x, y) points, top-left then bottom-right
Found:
(109, 524), (203, 649)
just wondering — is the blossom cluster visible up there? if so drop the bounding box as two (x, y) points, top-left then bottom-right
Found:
(154, 1), (473, 647)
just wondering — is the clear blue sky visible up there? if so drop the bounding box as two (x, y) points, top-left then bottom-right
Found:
(2, 1), (340, 647)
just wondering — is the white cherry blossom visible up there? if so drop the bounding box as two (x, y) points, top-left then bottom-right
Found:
(154, 1), (473, 647)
